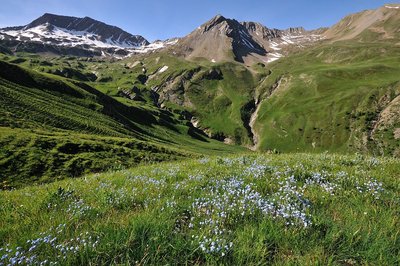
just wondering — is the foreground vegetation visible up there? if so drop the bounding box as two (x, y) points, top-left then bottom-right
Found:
(1, 153), (399, 265)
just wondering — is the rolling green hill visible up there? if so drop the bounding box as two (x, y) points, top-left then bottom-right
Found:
(0, 59), (244, 188)
(253, 41), (400, 156)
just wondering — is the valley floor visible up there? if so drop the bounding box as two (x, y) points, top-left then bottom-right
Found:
(1, 153), (399, 265)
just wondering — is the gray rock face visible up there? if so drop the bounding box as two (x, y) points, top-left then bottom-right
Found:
(172, 14), (324, 65)
(241, 22), (281, 40)
(201, 15), (266, 53)
(283, 27), (306, 35)
(174, 15), (268, 64)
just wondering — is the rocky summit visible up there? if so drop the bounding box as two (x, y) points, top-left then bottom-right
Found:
(171, 15), (324, 64)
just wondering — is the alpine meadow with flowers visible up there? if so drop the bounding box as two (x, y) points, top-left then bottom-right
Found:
(1, 153), (399, 265)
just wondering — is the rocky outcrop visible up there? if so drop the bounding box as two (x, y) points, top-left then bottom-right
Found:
(241, 22), (281, 40)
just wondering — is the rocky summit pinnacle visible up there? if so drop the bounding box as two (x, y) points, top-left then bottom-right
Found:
(173, 14), (269, 64)
(202, 14), (228, 32)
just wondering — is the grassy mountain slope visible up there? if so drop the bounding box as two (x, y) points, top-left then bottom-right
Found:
(3, 39), (399, 159)
(0, 58), (244, 188)
(129, 54), (259, 145)
(41, 52), (261, 145)
(1, 53), (260, 145)
(252, 41), (400, 156)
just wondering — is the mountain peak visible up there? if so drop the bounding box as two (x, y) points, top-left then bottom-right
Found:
(201, 14), (230, 32)
(0, 13), (150, 56)
(41, 12), (55, 18)
(26, 13), (78, 29)
(175, 14), (271, 64)
(212, 14), (226, 21)
(40, 13), (65, 18)
(284, 27), (306, 35)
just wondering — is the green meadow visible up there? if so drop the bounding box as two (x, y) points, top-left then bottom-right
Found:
(1, 153), (399, 265)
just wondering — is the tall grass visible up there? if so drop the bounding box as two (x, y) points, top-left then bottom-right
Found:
(1, 153), (399, 265)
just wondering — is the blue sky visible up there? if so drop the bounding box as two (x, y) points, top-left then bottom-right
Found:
(0, 0), (394, 41)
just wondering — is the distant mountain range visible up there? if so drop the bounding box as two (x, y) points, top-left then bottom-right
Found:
(0, 13), (175, 57)
(0, 12), (326, 62)
(1, 4), (399, 61)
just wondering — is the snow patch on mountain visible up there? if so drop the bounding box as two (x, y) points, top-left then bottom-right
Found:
(270, 42), (281, 51)
(262, 31), (324, 64)
(385, 5), (399, 9)
(267, 52), (283, 63)
(0, 23), (140, 49)
(0, 22), (178, 57)
(130, 39), (178, 54)
(158, 66), (169, 73)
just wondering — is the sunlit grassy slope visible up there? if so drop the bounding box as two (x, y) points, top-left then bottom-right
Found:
(2, 41), (399, 158)
(0, 59), (244, 188)
(1, 53), (261, 145)
(90, 53), (259, 145)
(1, 153), (399, 265)
(254, 41), (400, 156)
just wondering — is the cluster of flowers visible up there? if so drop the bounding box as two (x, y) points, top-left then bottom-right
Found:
(366, 157), (380, 168)
(151, 166), (181, 180)
(161, 199), (177, 212)
(0, 224), (99, 266)
(97, 181), (130, 208)
(46, 187), (93, 218)
(195, 235), (233, 257)
(303, 171), (339, 195)
(65, 199), (93, 217)
(189, 174), (312, 256)
(104, 187), (137, 209)
(184, 156), (388, 257)
(128, 174), (167, 188)
(198, 158), (210, 164)
(95, 174), (167, 210)
(272, 175), (311, 227)
(188, 172), (206, 182)
(356, 178), (384, 199)
(243, 160), (274, 179)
